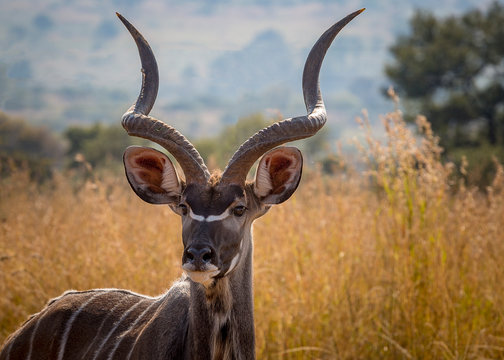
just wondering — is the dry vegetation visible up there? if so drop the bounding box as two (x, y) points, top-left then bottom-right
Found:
(1, 106), (504, 359)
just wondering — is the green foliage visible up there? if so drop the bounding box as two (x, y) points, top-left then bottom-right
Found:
(448, 144), (504, 189)
(64, 123), (136, 171)
(194, 113), (271, 170)
(0, 112), (63, 182)
(386, 2), (504, 148)
(301, 125), (330, 161)
(194, 113), (330, 171)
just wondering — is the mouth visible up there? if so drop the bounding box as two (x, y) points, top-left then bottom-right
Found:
(182, 263), (220, 288)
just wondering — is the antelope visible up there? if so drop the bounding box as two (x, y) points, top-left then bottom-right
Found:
(0, 9), (363, 360)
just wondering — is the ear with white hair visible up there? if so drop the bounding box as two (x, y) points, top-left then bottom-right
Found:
(123, 146), (182, 205)
(253, 147), (303, 205)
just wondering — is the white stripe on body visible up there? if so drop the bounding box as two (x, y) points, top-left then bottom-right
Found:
(57, 292), (105, 360)
(2, 336), (13, 360)
(80, 295), (135, 359)
(27, 310), (46, 360)
(91, 299), (145, 360)
(106, 299), (160, 360)
(120, 298), (162, 360)
(127, 293), (172, 358)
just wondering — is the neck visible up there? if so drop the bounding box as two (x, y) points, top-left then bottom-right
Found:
(186, 232), (255, 360)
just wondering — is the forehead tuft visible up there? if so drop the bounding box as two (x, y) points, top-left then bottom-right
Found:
(184, 184), (245, 216)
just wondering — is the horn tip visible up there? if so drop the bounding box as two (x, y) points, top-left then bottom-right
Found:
(350, 8), (365, 18)
(116, 12), (135, 31)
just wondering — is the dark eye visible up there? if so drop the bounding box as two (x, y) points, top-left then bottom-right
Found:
(178, 203), (188, 216)
(233, 206), (246, 217)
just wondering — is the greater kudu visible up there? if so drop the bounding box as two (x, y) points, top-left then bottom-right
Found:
(0, 9), (363, 360)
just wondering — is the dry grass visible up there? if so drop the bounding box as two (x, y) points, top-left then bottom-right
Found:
(1, 107), (504, 359)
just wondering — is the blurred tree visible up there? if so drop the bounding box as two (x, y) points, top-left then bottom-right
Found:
(194, 113), (271, 170)
(194, 113), (330, 172)
(385, 2), (504, 148)
(65, 125), (100, 156)
(302, 125), (330, 161)
(64, 124), (136, 170)
(0, 112), (63, 181)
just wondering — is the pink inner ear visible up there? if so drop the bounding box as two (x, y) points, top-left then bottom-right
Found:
(130, 155), (166, 192)
(135, 156), (165, 172)
(268, 155), (293, 194)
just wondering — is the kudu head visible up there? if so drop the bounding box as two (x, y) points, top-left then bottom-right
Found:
(117, 10), (363, 288)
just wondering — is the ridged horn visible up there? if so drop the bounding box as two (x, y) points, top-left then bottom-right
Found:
(117, 13), (210, 184)
(220, 9), (364, 185)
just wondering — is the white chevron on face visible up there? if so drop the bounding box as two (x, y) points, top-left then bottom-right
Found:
(188, 208), (231, 222)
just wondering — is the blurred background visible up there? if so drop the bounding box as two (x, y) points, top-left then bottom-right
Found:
(0, 0), (503, 185)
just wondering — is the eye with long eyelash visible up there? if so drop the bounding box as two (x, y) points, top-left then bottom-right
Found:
(233, 205), (247, 217)
(178, 203), (188, 216)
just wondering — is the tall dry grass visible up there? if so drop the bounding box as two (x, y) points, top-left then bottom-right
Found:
(1, 106), (504, 359)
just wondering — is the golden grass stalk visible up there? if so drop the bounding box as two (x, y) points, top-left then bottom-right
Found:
(1, 108), (503, 359)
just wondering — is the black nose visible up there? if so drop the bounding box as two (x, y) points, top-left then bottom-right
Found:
(185, 246), (214, 270)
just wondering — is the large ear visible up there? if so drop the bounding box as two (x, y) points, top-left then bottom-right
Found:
(123, 146), (182, 204)
(253, 146), (303, 205)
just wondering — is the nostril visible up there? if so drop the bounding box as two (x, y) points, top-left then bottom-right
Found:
(202, 250), (212, 263)
(186, 246), (213, 264)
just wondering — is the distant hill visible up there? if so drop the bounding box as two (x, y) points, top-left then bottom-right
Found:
(0, 0), (499, 140)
